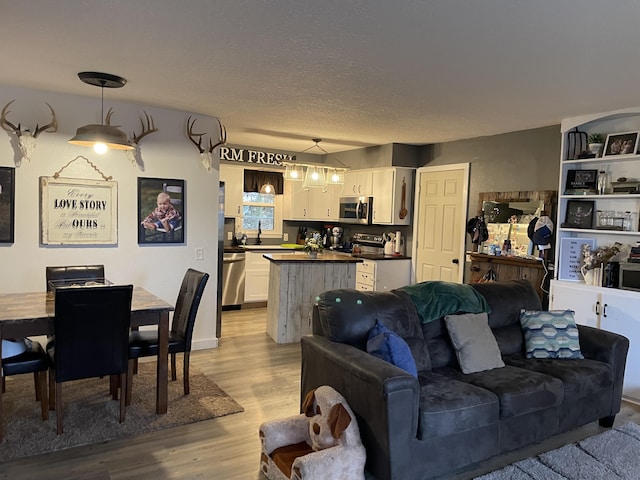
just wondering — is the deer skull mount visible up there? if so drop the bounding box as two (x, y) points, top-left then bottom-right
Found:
(1, 100), (58, 165)
(186, 116), (226, 173)
(125, 111), (159, 169)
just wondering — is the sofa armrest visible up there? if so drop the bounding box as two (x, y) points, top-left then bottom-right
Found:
(301, 335), (419, 478)
(578, 324), (629, 414)
(259, 415), (310, 454)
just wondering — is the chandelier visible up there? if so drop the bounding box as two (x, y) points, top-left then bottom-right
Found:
(283, 139), (347, 188)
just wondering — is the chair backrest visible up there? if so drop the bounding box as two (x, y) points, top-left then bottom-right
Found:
(171, 269), (209, 351)
(53, 285), (133, 383)
(46, 265), (106, 291)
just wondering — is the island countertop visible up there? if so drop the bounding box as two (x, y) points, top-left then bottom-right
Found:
(263, 252), (363, 263)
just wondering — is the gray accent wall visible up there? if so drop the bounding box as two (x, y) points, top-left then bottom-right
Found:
(418, 125), (561, 218)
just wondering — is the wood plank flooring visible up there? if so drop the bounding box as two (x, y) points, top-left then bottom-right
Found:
(1, 306), (638, 480)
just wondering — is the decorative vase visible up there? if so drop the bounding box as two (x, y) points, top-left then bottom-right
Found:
(308, 250), (318, 259)
(589, 143), (604, 157)
(581, 266), (602, 285)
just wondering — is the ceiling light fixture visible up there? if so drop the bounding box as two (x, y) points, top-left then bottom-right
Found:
(68, 72), (134, 154)
(259, 182), (275, 194)
(284, 138), (347, 187)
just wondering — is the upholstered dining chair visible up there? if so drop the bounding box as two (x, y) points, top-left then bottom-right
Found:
(127, 269), (209, 405)
(45, 264), (105, 291)
(48, 284), (133, 434)
(1, 340), (51, 439)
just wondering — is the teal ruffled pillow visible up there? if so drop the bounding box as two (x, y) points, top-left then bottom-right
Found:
(520, 309), (584, 359)
(367, 320), (418, 377)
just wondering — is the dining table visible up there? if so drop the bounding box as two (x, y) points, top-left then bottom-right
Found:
(0, 285), (174, 438)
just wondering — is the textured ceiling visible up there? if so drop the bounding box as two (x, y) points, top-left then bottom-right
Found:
(1, 1), (639, 154)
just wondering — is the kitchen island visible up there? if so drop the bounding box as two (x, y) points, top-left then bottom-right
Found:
(263, 252), (362, 343)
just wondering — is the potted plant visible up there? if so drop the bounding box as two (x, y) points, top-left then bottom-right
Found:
(588, 133), (605, 157)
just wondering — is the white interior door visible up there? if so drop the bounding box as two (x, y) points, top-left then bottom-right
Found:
(412, 164), (469, 284)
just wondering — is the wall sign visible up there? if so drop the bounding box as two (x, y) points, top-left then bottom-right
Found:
(558, 237), (595, 281)
(220, 146), (295, 166)
(40, 176), (118, 245)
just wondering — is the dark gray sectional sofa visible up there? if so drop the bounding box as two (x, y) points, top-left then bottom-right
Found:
(300, 279), (629, 479)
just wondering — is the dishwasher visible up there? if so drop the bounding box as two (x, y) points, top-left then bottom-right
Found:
(222, 252), (245, 308)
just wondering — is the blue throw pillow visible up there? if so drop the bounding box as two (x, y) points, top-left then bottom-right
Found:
(520, 309), (584, 359)
(366, 320), (418, 377)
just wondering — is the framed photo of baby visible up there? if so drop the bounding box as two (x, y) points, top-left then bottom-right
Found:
(137, 177), (185, 244)
(603, 131), (639, 157)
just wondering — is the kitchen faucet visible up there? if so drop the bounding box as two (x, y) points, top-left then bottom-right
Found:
(256, 221), (262, 245)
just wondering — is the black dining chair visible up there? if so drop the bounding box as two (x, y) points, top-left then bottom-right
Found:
(48, 284), (133, 434)
(127, 269), (209, 405)
(45, 265), (105, 291)
(1, 340), (51, 439)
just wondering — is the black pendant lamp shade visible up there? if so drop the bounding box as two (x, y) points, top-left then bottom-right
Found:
(68, 72), (134, 152)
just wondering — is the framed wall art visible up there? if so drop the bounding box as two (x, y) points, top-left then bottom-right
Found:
(603, 131), (639, 157)
(40, 176), (118, 245)
(563, 200), (595, 229)
(0, 166), (15, 243)
(564, 169), (597, 194)
(138, 177), (185, 244)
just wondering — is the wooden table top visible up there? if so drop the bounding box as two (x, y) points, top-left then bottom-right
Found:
(0, 286), (173, 324)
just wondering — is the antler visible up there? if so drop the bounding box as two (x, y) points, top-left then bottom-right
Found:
(186, 116), (226, 154)
(209, 118), (227, 153)
(186, 116), (206, 153)
(32, 102), (57, 137)
(1, 100), (22, 136)
(131, 111), (158, 145)
(1, 100), (57, 138)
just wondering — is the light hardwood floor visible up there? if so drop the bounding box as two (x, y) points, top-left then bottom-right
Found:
(1, 306), (638, 480)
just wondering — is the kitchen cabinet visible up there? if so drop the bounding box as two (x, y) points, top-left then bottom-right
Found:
(355, 259), (411, 292)
(371, 167), (414, 225)
(283, 180), (339, 221)
(550, 280), (640, 402)
(468, 253), (546, 300)
(344, 170), (372, 196)
(219, 164), (244, 218)
(244, 251), (272, 303)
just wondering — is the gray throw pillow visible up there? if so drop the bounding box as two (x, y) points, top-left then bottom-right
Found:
(444, 312), (505, 374)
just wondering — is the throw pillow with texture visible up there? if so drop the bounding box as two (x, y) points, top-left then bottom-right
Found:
(366, 320), (418, 377)
(520, 309), (584, 359)
(444, 312), (505, 374)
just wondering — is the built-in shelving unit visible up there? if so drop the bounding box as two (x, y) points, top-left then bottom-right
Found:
(551, 107), (640, 404)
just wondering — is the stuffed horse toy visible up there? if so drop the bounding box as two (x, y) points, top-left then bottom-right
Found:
(259, 385), (366, 480)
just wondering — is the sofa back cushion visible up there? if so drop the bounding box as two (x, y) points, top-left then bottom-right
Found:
(313, 289), (432, 372)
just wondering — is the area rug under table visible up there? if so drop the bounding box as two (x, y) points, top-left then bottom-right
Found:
(476, 422), (640, 480)
(0, 362), (243, 462)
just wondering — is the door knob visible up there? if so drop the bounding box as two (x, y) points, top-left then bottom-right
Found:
(452, 259), (459, 264)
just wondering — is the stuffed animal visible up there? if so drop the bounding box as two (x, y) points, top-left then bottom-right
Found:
(259, 385), (366, 480)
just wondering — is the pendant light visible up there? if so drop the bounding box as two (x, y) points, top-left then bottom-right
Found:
(283, 163), (304, 181)
(68, 72), (134, 153)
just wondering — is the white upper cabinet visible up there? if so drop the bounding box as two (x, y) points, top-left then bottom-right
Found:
(283, 180), (340, 221)
(219, 164), (244, 218)
(344, 170), (373, 196)
(371, 167), (414, 225)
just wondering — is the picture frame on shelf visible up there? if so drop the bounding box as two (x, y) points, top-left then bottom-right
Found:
(0, 166), (15, 243)
(603, 131), (639, 157)
(564, 169), (598, 194)
(563, 200), (595, 229)
(138, 177), (185, 245)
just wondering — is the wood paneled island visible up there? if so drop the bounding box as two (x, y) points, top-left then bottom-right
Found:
(263, 252), (362, 343)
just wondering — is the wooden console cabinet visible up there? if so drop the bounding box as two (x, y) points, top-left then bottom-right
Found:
(468, 253), (547, 300)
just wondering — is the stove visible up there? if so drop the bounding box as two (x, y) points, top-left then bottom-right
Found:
(351, 233), (385, 256)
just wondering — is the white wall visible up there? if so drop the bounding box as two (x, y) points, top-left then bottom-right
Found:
(0, 85), (221, 349)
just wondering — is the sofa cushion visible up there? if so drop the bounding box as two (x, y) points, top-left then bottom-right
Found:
(520, 309), (584, 359)
(471, 280), (542, 330)
(504, 354), (613, 402)
(444, 312), (505, 374)
(417, 371), (499, 439)
(315, 289), (432, 372)
(435, 365), (563, 418)
(367, 320), (418, 377)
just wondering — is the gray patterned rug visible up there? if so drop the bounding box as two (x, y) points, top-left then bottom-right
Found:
(475, 422), (640, 479)
(0, 361), (243, 462)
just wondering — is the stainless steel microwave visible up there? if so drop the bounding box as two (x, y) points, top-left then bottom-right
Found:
(338, 196), (373, 225)
(619, 262), (640, 292)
